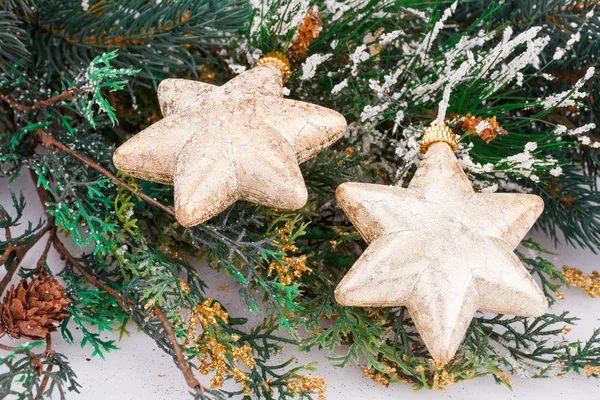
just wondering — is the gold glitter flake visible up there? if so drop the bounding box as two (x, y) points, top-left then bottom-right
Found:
(268, 255), (311, 286)
(195, 299), (228, 329)
(496, 371), (512, 386)
(584, 365), (600, 376)
(216, 284), (229, 292)
(361, 367), (390, 387)
(431, 369), (456, 390)
(563, 265), (600, 297)
(232, 345), (256, 370)
(143, 299), (155, 310)
(179, 278), (190, 294)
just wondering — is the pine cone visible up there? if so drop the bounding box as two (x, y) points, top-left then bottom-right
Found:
(0, 276), (69, 340)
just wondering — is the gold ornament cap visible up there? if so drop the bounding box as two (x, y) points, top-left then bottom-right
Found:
(256, 51), (291, 83)
(420, 122), (458, 153)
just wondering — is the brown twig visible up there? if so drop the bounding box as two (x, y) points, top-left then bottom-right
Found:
(0, 261), (20, 298)
(36, 228), (56, 274)
(0, 243), (13, 267)
(0, 215), (13, 266)
(0, 224), (53, 296)
(0, 342), (16, 351)
(37, 334), (53, 398)
(32, 88), (78, 110)
(153, 306), (203, 391)
(36, 130), (175, 218)
(53, 237), (130, 313)
(0, 92), (30, 112)
(0, 87), (77, 113)
(0, 243), (12, 266)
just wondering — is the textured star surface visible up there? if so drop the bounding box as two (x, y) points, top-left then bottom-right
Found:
(335, 142), (548, 363)
(113, 63), (346, 227)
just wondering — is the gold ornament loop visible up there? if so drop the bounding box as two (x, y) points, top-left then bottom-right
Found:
(256, 51), (292, 83)
(420, 122), (458, 153)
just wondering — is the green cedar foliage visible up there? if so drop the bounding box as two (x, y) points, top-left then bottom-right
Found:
(0, 0), (599, 399)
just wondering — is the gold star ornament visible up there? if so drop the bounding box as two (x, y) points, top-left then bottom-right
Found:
(113, 53), (346, 227)
(335, 123), (548, 364)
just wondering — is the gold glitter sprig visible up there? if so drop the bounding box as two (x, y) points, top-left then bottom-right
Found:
(195, 298), (228, 329)
(562, 265), (600, 297)
(460, 114), (507, 144)
(268, 255), (311, 286)
(268, 220), (312, 285)
(183, 299), (256, 395)
(179, 278), (190, 294)
(286, 376), (326, 400)
(288, 9), (323, 61)
(431, 358), (446, 370)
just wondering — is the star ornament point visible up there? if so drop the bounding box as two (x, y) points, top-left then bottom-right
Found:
(334, 142), (548, 363)
(113, 62), (347, 227)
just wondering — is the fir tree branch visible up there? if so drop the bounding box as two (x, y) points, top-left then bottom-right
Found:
(36, 129), (175, 217)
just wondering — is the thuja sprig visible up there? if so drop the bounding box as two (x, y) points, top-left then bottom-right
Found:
(75, 51), (139, 127)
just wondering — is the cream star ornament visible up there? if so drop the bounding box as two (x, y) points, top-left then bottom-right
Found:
(113, 53), (346, 227)
(334, 123), (548, 364)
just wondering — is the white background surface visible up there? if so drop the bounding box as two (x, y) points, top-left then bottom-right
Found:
(1, 173), (599, 399)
